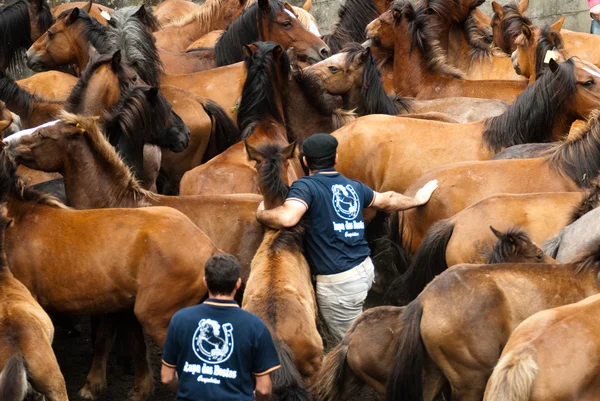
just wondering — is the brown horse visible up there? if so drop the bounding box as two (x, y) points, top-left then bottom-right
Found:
(51, 0), (111, 25)
(333, 58), (600, 195)
(0, 142), (219, 400)
(484, 292), (600, 401)
(305, 44), (510, 122)
(313, 227), (551, 401)
(0, 207), (68, 401)
(389, 1), (526, 102)
(16, 71), (78, 100)
(0, 101), (22, 138)
(180, 42), (301, 196)
(243, 141), (322, 398)
(490, 0), (530, 54)
(384, 254), (600, 401)
(0, 0), (52, 72)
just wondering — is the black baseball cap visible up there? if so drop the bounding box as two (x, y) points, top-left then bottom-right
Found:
(302, 134), (338, 159)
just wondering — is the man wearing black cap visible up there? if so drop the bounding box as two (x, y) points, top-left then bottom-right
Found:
(255, 134), (438, 341)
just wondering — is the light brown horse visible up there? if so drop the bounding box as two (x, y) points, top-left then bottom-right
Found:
(333, 58), (600, 195)
(384, 256), (600, 401)
(16, 71), (78, 100)
(180, 42), (301, 196)
(484, 292), (600, 401)
(490, 0), (530, 54)
(243, 141), (322, 398)
(0, 207), (68, 401)
(0, 143), (219, 400)
(389, 1), (526, 102)
(51, 0), (111, 25)
(305, 44), (510, 122)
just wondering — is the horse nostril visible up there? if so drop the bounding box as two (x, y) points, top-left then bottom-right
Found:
(320, 47), (330, 59)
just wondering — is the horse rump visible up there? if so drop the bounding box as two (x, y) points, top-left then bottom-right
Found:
(201, 99), (241, 162)
(272, 339), (311, 401)
(0, 355), (27, 401)
(484, 346), (538, 401)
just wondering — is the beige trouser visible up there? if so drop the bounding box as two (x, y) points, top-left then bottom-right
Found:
(315, 257), (375, 343)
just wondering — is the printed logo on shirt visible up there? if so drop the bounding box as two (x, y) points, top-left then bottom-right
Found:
(192, 319), (235, 364)
(331, 184), (360, 220)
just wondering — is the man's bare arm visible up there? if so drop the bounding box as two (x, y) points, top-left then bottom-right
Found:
(254, 374), (273, 401)
(160, 364), (179, 391)
(370, 180), (438, 212)
(256, 200), (307, 229)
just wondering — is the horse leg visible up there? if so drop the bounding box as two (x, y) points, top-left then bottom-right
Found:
(122, 313), (155, 401)
(79, 315), (116, 399)
(423, 357), (447, 401)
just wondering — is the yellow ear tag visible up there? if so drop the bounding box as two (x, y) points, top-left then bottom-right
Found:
(75, 123), (82, 128)
(544, 49), (559, 64)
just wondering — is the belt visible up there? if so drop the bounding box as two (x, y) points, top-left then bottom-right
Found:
(316, 258), (371, 283)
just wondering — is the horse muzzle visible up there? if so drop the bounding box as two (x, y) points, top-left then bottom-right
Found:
(1, 113), (22, 139)
(25, 50), (48, 72)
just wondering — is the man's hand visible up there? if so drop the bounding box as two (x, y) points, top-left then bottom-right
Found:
(592, 4), (600, 20)
(414, 180), (438, 205)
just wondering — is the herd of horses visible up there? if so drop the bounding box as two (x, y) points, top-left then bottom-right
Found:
(1, 0), (600, 400)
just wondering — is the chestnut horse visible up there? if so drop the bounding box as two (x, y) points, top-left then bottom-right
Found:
(484, 292), (600, 401)
(16, 71), (78, 100)
(0, 101), (22, 138)
(314, 228), (552, 401)
(389, 191), (581, 304)
(51, 0), (111, 25)
(384, 256), (600, 401)
(389, 1), (526, 102)
(0, 207), (68, 401)
(490, 0), (530, 54)
(180, 42), (301, 196)
(0, 0), (52, 72)
(243, 141), (322, 398)
(333, 58), (600, 195)
(305, 44), (510, 122)
(0, 143), (219, 400)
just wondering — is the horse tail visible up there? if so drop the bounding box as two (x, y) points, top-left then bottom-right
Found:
(271, 340), (311, 401)
(0, 355), (27, 401)
(313, 340), (360, 401)
(483, 347), (538, 401)
(386, 220), (454, 305)
(381, 212), (412, 279)
(200, 99), (240, 163)
(385, 301), (425, 401)
(542, 232), (562, 259)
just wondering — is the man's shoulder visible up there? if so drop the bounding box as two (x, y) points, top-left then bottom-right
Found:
(172, 304), (208, 322)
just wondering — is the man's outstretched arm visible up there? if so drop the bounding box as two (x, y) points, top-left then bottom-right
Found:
(370, 180), (438, 213)
(256, 200), (308, 229)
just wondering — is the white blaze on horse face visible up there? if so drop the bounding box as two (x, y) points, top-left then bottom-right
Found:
(307, 19), (321, 36)
(3, 120), (59, 144)
(284, 9), (297, 19)
(582, 67), (600, 80)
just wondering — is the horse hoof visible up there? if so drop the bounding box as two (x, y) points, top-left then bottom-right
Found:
(79, 380), (106, 400)
(78, 388), (96, 400)
(128, 383), (155, 401)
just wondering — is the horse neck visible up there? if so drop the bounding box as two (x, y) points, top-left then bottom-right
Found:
(72, 28), (93, 73)
(345, 84), (365, 114)
(284, 75), (334, 140)
(393, 28), (439, 96)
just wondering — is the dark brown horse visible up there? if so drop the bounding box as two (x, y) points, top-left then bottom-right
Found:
(313, 227), (551, 401)
(0, 0), (52, 72)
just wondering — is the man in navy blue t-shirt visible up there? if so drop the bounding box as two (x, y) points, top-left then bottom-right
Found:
(161, 254), (280, 401)
(256, 134), (438, 341)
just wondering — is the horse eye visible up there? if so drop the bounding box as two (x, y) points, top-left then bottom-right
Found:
(47, 31), (55, 39)
(537, 253), (543, 260)
(132, 76), (138, 82)
(328, 66), (339, 73)
(583, 80), (594, 87)
(282, 21), (292, 28)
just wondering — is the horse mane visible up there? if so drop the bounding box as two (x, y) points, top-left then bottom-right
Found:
(290, 68), (337, 116)
(343, 43), (410, 115)
(547, 109), (600, 189)
(65, 52), (131, 114)
(58, 111), (148, 198)
(0, 0), (52, 71)
(322, 0), (379, 54)
(165, 0), (224, 28)
(393, 0), (464, 78)
(0, 70), (60, 119)
(238, 42), (290, 137)
(567, 242), (600, 275)
(486, 228), (532, 264)
(215, 0), (284, 66)
(533, 24), (564, 80)
(424, 0), (457, 23)
(463, 10), (505, 63)
(498, 1), (532, 53)
(570, 185), (600, 224)
(105, 7), (164, 86)
(482, 58), (577, 152)
(58, 8), (112, 54)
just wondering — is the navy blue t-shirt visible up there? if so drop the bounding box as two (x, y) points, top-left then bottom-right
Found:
(162, 299), (280, 401)
(286, 169), (375, 275)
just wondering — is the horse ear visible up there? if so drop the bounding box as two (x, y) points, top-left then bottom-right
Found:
(490, 226), (503, 239)
(551, 15), (565, 32)
(110, 50), (121, 72)
(258, 0), (270, 13)
(134, 5), (147, 20)
(518, 0), (529, 14)
(66, 7), (80, 25)
(282, 141), (297, 160)
(30, 0), (44, 10)
(521, 24), (532, 41)
(284, 2), (296, 15)
(302, 0), (312, 11)
(245, 141), (262, 162)
(82, 0), (93, 13)
(548, 58), (559, 73)
(357, 47), (371, 64)
(147, 87), (159, 99)
(491, 1), (503, 18)
(272, 45), (284, 61)
(392, 9), (402, 22)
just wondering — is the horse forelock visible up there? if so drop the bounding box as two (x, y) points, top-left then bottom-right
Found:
(548, 108), (600, 189)
(254, 142), (289, 205)
(322, 0), (378, 53)
(533, 24), (565, 78)
(483, 59), (576, 153)
(486, 228), (533, 264)
(0, 0), (34, 71)
(464, 10), (497, 62)
(501, 1), (532, 46)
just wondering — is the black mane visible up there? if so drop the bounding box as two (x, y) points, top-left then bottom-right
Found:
(482, 59), (577, 152)
(497, 1), (532, 54)
(0, 70), (59, 119)
(238, 42), (290, 138)
(322, 0), (379, 54)
(215, 0), (283, 67)
(58, 8), (112, 53)
(570, 185), (600, 224)
(486, 228), (534, 264)
(534, 24), (564, 80)
(0, 0), (52, 72)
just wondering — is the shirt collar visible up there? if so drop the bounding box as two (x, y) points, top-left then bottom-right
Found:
(314, 168), (338, 175)
(203, 298), (240, 307)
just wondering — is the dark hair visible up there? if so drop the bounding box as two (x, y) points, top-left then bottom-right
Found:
(304, 153), (336, 171)
(204, 254), (241, 295)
